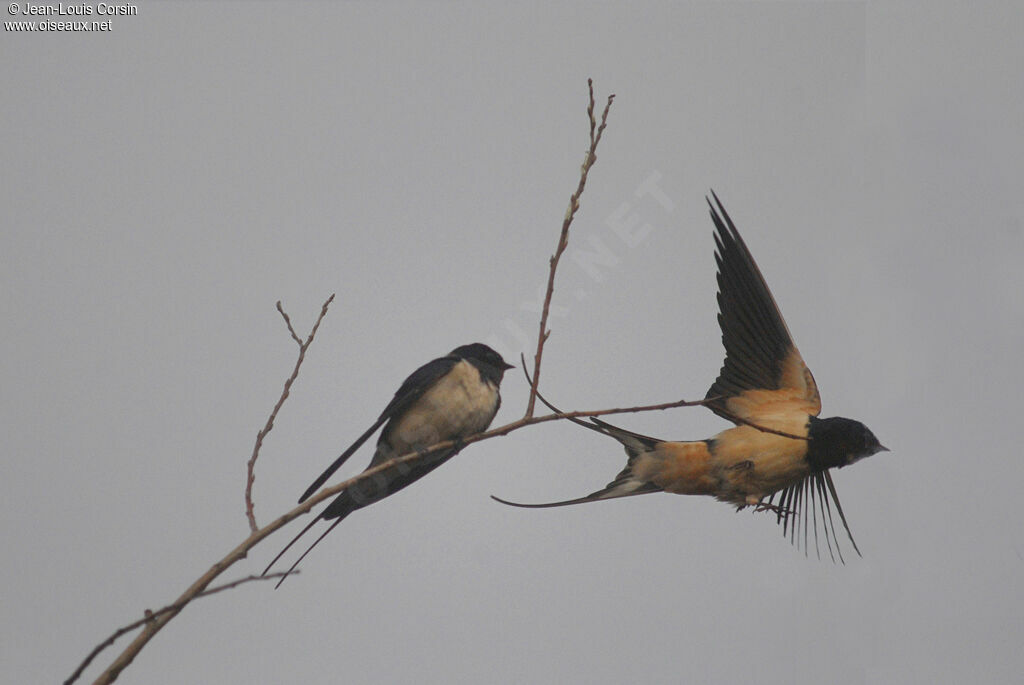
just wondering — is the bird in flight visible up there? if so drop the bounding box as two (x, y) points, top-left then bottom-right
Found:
(494, 192), (887, 561)
(265, 343), (513, 586)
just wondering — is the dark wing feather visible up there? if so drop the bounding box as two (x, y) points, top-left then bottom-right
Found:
(704, 191), (821, 420)
(298, 354), (460, 503)
(320, 447), (458, 519)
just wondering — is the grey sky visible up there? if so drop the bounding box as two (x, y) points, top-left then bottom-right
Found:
(3, 2), (1022, 683)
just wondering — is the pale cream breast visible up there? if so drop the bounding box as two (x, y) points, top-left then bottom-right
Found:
(377, 360), (500, 462)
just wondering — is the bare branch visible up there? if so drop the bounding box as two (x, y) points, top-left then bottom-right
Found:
(64, 573), (294, 685)
(526, 79), (615, 418)
(276, 300), (303, 346)
(246, 294), (336, 532)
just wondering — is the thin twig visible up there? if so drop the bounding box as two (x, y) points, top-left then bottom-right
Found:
(245, 295), (336, 532)
(64, 573), (294, 685)
(526, 79), (615, 418)
(276, 301), (303, 346)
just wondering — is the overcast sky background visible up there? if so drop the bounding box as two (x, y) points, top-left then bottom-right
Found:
(3, 2), (1023, 683)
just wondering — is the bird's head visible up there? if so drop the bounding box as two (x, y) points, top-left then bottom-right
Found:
(807, 416), (888, 471)
(450, 343), (515, 381)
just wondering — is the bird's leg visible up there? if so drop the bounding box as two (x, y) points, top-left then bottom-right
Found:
(753, 501), (793, 517)
(741, 490), (794, 517)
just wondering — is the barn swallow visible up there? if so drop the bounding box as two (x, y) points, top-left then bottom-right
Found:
(494, 192), (887, 561)
(264, 343), (513, 585)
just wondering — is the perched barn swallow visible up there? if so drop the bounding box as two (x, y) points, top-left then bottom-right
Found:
(494, 192), (887, 561)
(264, 343), (513, 585)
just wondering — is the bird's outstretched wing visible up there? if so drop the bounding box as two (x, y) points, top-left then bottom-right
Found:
(704, 191), (821, 422)
(298, 354), (460, 503)
(707, 193), (863, 561)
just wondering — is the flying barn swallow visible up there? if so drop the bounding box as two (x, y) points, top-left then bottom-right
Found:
(494, 192), (888, 561)
(264, 343), (513, 586)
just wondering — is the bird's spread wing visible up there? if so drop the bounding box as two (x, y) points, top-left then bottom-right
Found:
(297, 354), (460, 503)
(705, 191), (821, 422)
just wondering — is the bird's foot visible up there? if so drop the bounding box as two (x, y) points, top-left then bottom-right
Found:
(753, 502), (793, 517)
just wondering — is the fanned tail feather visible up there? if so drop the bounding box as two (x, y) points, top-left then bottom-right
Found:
(759, 469), (860, 564)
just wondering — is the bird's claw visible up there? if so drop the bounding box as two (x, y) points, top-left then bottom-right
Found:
(754, 502), (793, 517)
